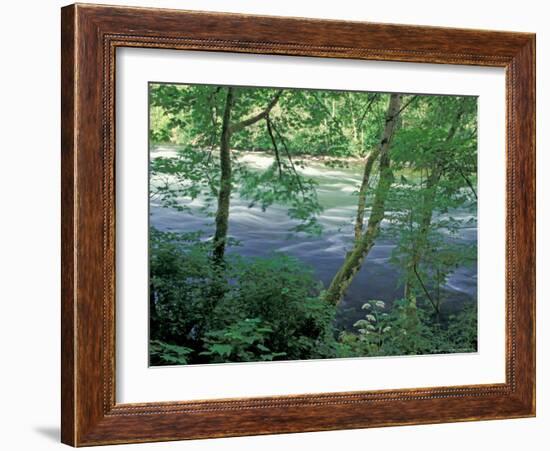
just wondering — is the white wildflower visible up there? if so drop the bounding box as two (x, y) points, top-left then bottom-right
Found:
(366, 314), (376, 322)
(375, 300), (385, 308)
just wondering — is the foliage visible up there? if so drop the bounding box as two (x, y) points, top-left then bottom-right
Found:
(201, 319), (286, 363)
(149, 228), (335, 365)
(149, 340), (193, 366)
(148, 82), (479, 366)
(339, 300), (477, 357)
(149, 84), (325, 235)
(150, 146), (220, 214)
(150, 229), (477, 364)
(443, 303), (478, 352)
(236, 162), (323, 235)
(383, 96), (478, 314)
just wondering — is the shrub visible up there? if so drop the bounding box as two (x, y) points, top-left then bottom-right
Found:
(149, 228), (477, 365)
(341, 299), (478, 358)
(149, 228), (335, 364)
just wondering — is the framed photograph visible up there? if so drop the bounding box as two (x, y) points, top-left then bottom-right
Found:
(61, 3), (535, 446)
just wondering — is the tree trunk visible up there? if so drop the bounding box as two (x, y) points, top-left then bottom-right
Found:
(403, 167), (440, 312)
(354, 147), (381, 240)
(212, 87), (235, 264)
(212, 89), (282, 264)
(403, 103), (465, 312)
(324, 94), (403, 305)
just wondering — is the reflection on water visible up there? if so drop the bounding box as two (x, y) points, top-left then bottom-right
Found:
(150, 147), (477, 328)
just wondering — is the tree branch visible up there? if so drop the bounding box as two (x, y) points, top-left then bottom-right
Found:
(270, 120), (306, 196)
(357, 93), (380, 129)
(391, 95), (418, 120)
(230, 90), (283, 133)
(265, 117), (283, 179)
(413, 263), (439, 314)
(456, 166), (478, 199)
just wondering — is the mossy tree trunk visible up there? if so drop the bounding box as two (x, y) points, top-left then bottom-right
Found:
(354, 147), (381, 240)
(212, 88), (235, 264)
(212, 88), (283, 264)
(354, 95), (416, 242)
(325, 93), (403, 305)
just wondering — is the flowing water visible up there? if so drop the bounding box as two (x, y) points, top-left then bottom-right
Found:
(150, 147), (477, 329)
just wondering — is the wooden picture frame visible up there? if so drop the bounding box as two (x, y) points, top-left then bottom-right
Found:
(61, 3), (535, 446)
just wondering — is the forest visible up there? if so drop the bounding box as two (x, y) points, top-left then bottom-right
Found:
(148, 83), (478, 366)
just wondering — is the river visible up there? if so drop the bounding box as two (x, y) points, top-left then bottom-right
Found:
(150, 147), (477, 329)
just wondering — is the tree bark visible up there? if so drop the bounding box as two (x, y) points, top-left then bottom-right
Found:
(354, 95), (415, 241)
(354, 147), (380, 240)
(212, 89), (283, 264)
(325, 94), (403, 305)
(212, 87), (235, 264)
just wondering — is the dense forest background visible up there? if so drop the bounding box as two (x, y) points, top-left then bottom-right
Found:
(148, 83), (478, 366)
